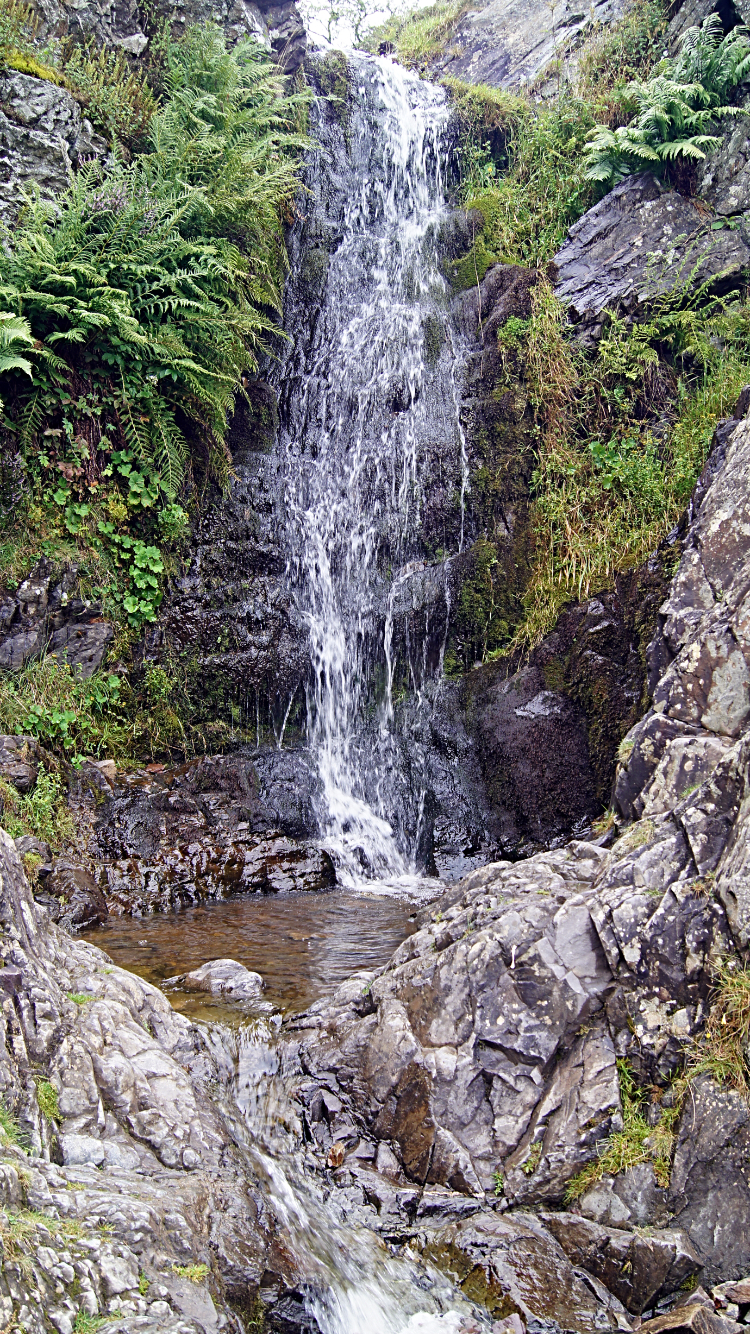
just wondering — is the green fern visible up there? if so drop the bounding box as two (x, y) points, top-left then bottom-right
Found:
(584, 16), (750, 186)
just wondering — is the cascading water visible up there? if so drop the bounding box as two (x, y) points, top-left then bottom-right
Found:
(273, 54), (469, 884)
(214, 1018), (487, 1334)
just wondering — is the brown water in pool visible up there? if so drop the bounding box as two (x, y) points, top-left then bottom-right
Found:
(82, 890), (419, 1022)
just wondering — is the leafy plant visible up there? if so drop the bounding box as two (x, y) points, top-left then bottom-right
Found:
(584, 16), (750, 185)
(62, 40), (158, 149)
(0, 311), (34, 410)
(0, 767), (75, 850)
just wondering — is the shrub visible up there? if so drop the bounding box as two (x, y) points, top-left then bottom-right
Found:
(584, 16), (750, 186)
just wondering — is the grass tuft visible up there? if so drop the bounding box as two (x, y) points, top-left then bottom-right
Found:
(173, 1262), (210, 1282)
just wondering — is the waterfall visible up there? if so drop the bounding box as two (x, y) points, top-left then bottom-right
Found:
(273, 54), (468, 886)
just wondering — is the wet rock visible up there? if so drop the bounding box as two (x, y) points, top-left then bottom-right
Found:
(170, 959), (265, 1001)
(539, 1213), (702, 1314)
(637, 1301), (742, 1334)
(576, 1162), (669, 1229)
(48, 620), (113, 679)
(0, 734), (39, 793)
(0, 558), (113, 680)
(422, 1209), (630, 1332)
(44, 859), (109, 929)
(553, 175), (750, 339)
(0, 72), (104, 224)
(33, 0), (306, 73)
(83, 750), (335, 914)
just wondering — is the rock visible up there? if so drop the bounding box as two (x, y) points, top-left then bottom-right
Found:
(667, 1075), (750, 1286)
(14, 835), (52, 864)
(0, 827), (340, 1332)
(83, 751), (337, 914)
(49, 620), (114, 680)
(421, 0), (625, 91)
(45, 860), (109, 929)
(171, 959), (265, 1001)
(33, 0), (306, 74)
(553, 175), (750, 338)
(0, 558), (113, 681)
(577, 1162), (669, 1229)
(637, 1302), (742, 1334)
(422, 1209), (630, 1332)
(0, 735), (39, 793)
(539, 1213), (702, 1314)
(0, 72), (104, 224)
(699, 102), (750, 218)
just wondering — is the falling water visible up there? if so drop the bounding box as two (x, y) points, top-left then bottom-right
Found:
(274, 54), (469, 884)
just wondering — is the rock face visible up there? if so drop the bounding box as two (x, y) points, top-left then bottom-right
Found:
(34, 0), (306, 70)
(0, 558), (113, 679)
(0, 827), (300, 1332)
(553, 174), (750, 340)
(422, 0), (626, 91)
(82, 750), (337, 913)
(0, 72), (104, 222)
(279, 403), (750, 1291)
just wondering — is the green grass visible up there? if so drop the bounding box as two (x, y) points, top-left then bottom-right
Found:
(173, 1262), (210, 1282)
(0, 765), (75, 851)
(565, 1059), (677, 1201)
(366, 0), (472, 67)
(0, 1100), (25, 1148)
(34, 1079), (59, 1124)
(67, 993), (93, 1005)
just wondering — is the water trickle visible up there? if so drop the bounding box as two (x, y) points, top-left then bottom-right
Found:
(274, 54), (468, 885)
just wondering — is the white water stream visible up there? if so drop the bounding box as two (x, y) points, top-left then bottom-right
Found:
(276, 54), (469, 886)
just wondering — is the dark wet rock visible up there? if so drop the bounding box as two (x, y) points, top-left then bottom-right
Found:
(576, 1162), (670, 1230)
(0, 559), (113, 680)
(0, 72), (105, 224)
(638, 1300), (742, 1334)
(421, 1209), (631, 1332)
(539, 1213), (701, 1315)
(553, 175), (750, 339)
(44, 859), (109, 929)
(84, 750), (335, 913)
(0, 734), (40, 793)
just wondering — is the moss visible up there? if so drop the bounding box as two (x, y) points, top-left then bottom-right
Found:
(4, 49), (62, 82)
(422, 314), (446, 367)
(314, 49), (351, 133)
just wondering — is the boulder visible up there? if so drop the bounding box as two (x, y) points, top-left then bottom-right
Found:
(0, 735), (39, 793)
(422, 1210), (631, 1332)
(553, 175), (750, 339)
(44, 859), (109, 929)
(539, 1213), (702, 1314)
(0, 558), (114, 681)
(667, 1076), (750, 1286)
(169, 959), (265, 1001)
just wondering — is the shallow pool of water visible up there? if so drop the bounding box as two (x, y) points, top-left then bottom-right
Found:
(82, 889), (420, 1022)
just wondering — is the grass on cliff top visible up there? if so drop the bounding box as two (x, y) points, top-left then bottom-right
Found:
(365, 0), (472, 67)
